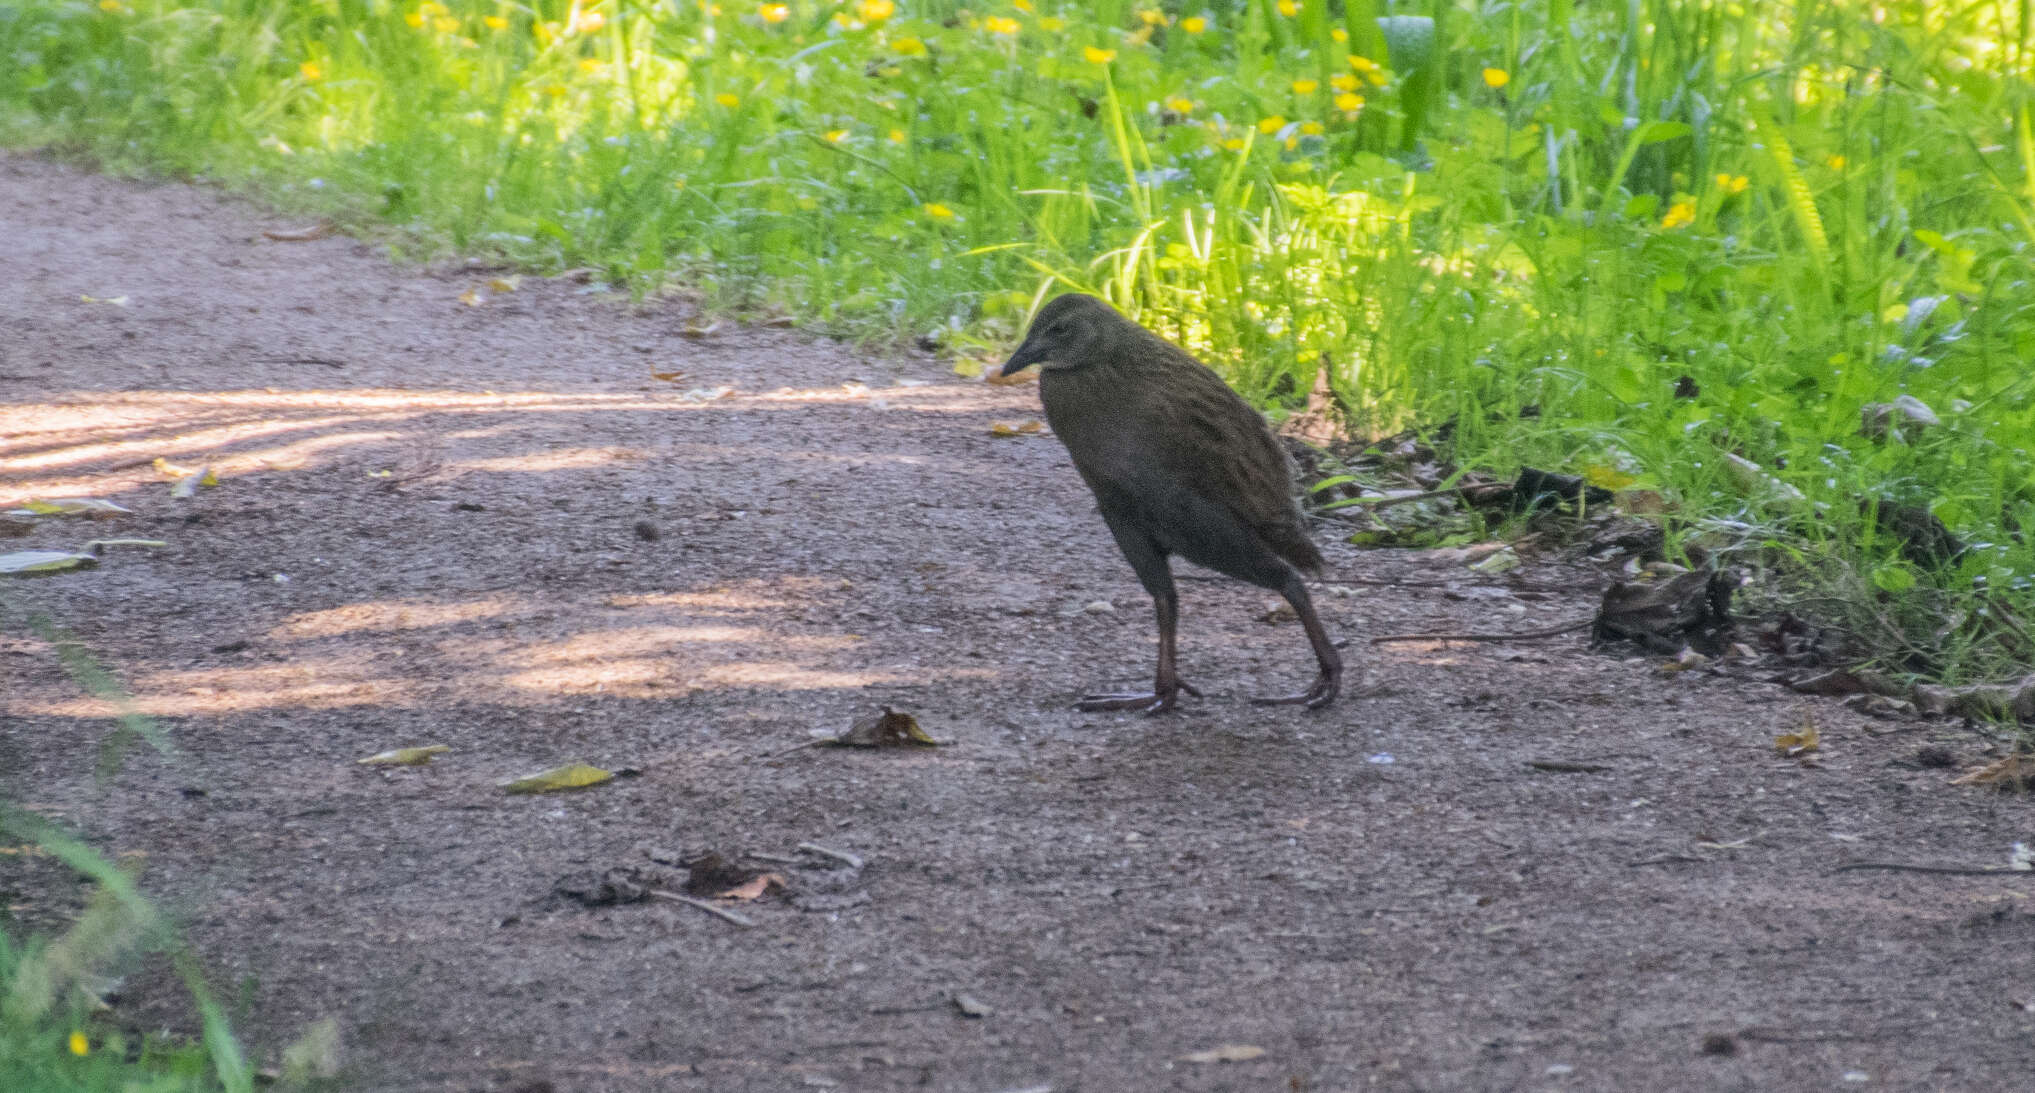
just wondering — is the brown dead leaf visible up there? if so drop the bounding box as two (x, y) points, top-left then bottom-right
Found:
(989, 420), (1044, 437)
(457, 287), (484, 307)
(262, 223), (332, 242)
(681, 320), (722, 339)
(718, 872), (787, 902)
(1773, 719), (1820, 758)
(1180, 1044), (1266, 1064)
(1950, 754), (2030, 792)
(985, 363), (1038, 386)
(824, 706), (940, 748)
(649, 371), (689, 384)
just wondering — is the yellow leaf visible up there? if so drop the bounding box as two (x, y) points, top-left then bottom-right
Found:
(458, 287), (485, 307)
(989, 420), (1044, 437)
(1773, 720), (1820, 758)
(487, 276), (522, 293)
(358, 745), (452, 766)
(952, 357), (985, 378)
(501, 762), (615, 793)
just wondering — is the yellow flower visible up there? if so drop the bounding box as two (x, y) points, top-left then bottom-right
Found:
(1660, 200), (1697, 229)
(1180, 16), (1206, 33)
(1299, 120), (1324, 135)
(69, 1031), (89, 1056)
(758, 3), (789, 23)
(572, 10), (605, 32)
(1039, 16), (1065, 31)
(892, 36), (927, 55)
(1827, 154), (1846, 169)
(1223, 137), (1247, 151)
(484, 14), (508, 30)
(888, 128), (906, 143)
(300, 60), (323, 80)
(857, 0), (896, 20)
(824, 128), (849, 142)
(1714, 173), (1749, 195)
(1330, 27), (1346, 42)
(97, 0), (124, 11)
(543, 83), (567, 97)
(1330, 73), (1358, 92)
(1013, 0), (1033, 9)
(405, 11), (425, 28)
(715, 92), (740, 107)
(1257, 115), (1286, 134)
(1138, 8), (1167, 25)
(1165, 96), (1195, 114)
(434, 15), (459, 32)
(578, 58), (604, 73)
(984, 16), (1020, 35)
(1334, 91), (1363, 112)
(1084, 46), (1116, 64)
(1482, 67), (1509, 88)
(1292, 78), (1318, 95)
(1365, 68), (1388, 86)
(1348, 55), (1376, 73)
(924, 202), (957, 220)
(1277, 0), (1299, 15)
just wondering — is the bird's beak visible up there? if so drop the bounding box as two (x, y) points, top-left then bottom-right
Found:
(999, 336), (1048, 377)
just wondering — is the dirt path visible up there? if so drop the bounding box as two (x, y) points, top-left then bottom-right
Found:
(2, 151), (2031, 1092)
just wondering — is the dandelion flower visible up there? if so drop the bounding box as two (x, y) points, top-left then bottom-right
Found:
(572, 11), (605, 32)
(1223, 137), (1247, 151)
(1330, 27), (1346, 42)
(892, 36), (927, 55)
(300, 60), (323, 80)
(1299, 120), (1324, 135)
(1482, 67), (1509, 88)
(758, 3), (789, 23)
(888, 128), (907, 143)
(1180, 16), (1206, 33)
(1277, 0), (1299, 15)
(69, 1032), (89, 1056)
(578, 58), (604, 73)
(1292, 78), (1318, 95)
(1334, 91), (1363, 112)
(824, 129), (849, 142)
(1013, 0), (1033, 10)
(97, 0), (124, 11)
(484, 14), (508, 29)
(405, 11), (425, 28)
(924, 202), (957, 220)
(1330, 73), (1357, 92)
(1348, 55), (1376, 73)
(1257, 115), (1286, 134)
(434, 15), (459, 32)
(857, 0), (895, 20)
(715, 92), (740, 107)
(1826, 154), (1846, 170)
(1165, 96), (1195, 114)
(984, 16), (1020, 35)
(1714, 173), (1749, 195)
(1138, 8), (1167, 25)
(1660, 200), (1697, 229)
(1084, 46), (1116, 64)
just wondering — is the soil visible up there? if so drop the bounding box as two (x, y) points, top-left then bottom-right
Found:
(3, 150), (2033, 1092)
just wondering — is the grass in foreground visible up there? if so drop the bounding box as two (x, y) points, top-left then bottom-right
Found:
(1, 0), (2032, 685)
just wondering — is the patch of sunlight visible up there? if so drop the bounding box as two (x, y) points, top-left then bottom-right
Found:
(273, 597), (520, 640)
(451, 447), (647, 473)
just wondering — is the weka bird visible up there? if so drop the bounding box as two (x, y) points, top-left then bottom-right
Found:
(1001, 293), (1342, 713)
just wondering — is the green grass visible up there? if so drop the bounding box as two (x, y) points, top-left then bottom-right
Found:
(3, 0), (2033, 685)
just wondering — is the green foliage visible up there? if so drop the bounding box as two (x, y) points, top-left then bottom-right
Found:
(1, 0), (2032, 682)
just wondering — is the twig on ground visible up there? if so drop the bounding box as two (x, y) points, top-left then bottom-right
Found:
(798, 842), (865, 870)
(1527, 759), (1611, 773)
(649, 889), (757, 927)
(1832, 862), (2034, 876)
(1371, 618), (1594, 644)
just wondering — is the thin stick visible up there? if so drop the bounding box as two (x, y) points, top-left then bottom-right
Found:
(798, 842), (865, 870)
(648, 889), (757, 927)
(1832, 862), (2035, 876)
(1371, 618), (1594, 644)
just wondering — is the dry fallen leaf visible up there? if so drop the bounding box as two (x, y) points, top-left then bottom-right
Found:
(458, 287), (485, 307)
(1950, 754), (2029, 792)
(681, 320), (723, 339)
(820, 707), (940, 749)
(951, 357), (986, 378)
(80, 294), (129, 307)
(8, 497), (132, 518)
(1180, 1044), (1266, 1064)
(1773, 719), (1820, 758)
(358, 745), (452, 767)
(0, 550), (99, 577)
(951, 992), (993, 1018)
(500, 762), (615, 794)
(487, 275), (522, 293)
(986, 363), (1038, 386)
(718, 872), (787, 902)
(169, 466), (219, 499)
(989, 420), (1044, 437)
(649, 370), (689, 384)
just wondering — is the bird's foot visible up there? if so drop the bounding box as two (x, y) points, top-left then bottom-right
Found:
(1075, 679), (1201, 715)
(1250, 669), (1340, 710)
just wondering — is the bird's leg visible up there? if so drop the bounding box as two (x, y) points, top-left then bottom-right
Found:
(1076, 586), (1199, 715)
(1250, 572), (1343, 710)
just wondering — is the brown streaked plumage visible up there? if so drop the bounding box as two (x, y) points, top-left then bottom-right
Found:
(1000, 293), (1343, 713)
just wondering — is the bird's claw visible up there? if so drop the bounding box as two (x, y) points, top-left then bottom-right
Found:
(1075, 678), (1199, 715)
(1249, 670), (1340, 710)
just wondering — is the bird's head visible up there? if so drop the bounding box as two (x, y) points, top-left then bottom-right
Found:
(999, 293), (1122, 376)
